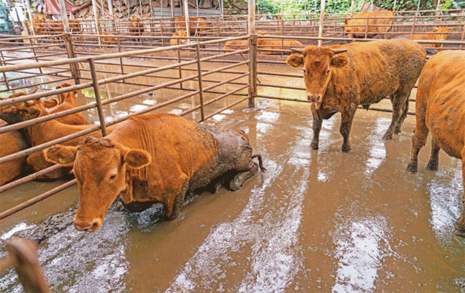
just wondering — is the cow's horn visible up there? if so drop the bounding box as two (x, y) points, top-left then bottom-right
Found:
(290, 48), (303, 54)
(331, 49), (348, 54)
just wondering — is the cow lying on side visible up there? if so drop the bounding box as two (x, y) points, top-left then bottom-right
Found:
(406, 51), (465, 237)
(175, 16), (207, 35)
(344, 10), (395, 39)
(170, 30), (188, 46)
(45, 113), (265, 232)
(101, 32), (118, 45)
(286, 39), (426, 152)
(223, 36), (304, 55)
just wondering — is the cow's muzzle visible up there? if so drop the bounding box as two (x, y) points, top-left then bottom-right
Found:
(73, 218), (102, 232)
(307, 94), (321, 103)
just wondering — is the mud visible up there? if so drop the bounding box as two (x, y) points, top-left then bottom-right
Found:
(0, 59), (464, 292)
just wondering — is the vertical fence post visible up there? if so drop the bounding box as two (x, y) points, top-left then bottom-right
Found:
(248, 0), (257, 108)
(393, 0), (397, 12)
(365, 17), (369, 38)
(177, 40), (183, 89)
(88, 59), (107, 137)
(92, 0), (101, 45)
(350, 0), (355, 16)
(318, 0), (325, 46)
(0, 53), (11, 92)
(183, 0), (190, 41)
(195, 43), (205, 122)
(63, 33), (81, 84)
(24, 0), (35, 36)
(58, 0), (70, 33)
(27, 38), (43, 74)
(170, 0), (174, 18)
(117, 37), (125, 82)
(410, 15), (416, 38)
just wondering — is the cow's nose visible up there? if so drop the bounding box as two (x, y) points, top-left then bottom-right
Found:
(307, 94), (319, 103)
(73, 218), (102, 232)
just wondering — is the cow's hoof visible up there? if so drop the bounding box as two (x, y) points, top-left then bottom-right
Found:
(382, 133), (393, 140)
(229, 180), (243, 191)
(406, 162), (418, 173)
(310, 142), (319, 150)
(341, 145), (351, 153)
(426, 160), (439, 171)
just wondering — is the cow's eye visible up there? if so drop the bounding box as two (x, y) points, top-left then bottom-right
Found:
(303, 69), (306, 74)
(326, 69), (330, 74)
(109, 174), (117, 180)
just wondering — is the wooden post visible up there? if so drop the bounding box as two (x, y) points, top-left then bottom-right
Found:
(183, 0), (190, 40)
(92, 0), (101, 44)
(248, 0), (256, 108)
(139, 0), (143, 18)
(220, 0), (223, 16)
(436, 0), (441, 15)
(365, 17), (369, 38)
(411, 15), (416, 38)
(24, 0), (35, 35)
(170, 0), (174, 17)
(393, 0), (397, 12)
(417, 0), (421, 14)
(109, 0), (113, 16)
(58, 0), (70, 32)
(318, 0), (325, 46)
(196, 0), (199, 16)
(350, 0), (355, 16)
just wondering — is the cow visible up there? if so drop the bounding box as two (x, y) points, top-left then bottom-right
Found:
(101, 32), (118, 45)
(174, 16), (208, 35)
(44, 113), (265, 232)
(223, 36), (304, 55)
(170, 30), (188, 46)
(406, 51), (465, 237)
(128, 16), (144, 41)
(344, 10), (395, 39)
(47, 83), (87, 126)
(0, 98), (114, 180)
(0, 119), (29, 187)
(286, 39), (426, 152)
(400, 27), (454, 52)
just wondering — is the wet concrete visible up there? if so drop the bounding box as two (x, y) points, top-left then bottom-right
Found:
(1, 60), (465, 292)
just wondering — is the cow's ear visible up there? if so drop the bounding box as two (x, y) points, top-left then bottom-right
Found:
(344, 19), (348, 25)
(43, 98), (58, 108)
(286, 54), (304, 67)
(27, 107), (41, 119)
(331, 54), (349, 68)
(44, 145), (77, 166)
(124, 149), (151, 169)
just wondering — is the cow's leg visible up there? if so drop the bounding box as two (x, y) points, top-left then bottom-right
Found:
(164, 179), (189, 220)
(384, 89), (408, 140)
(229, 161), (259, 191)
(454, 150), (465, 237)
(340, 106), (356, 153)
(310, 104), (322, 150)
(394, 94), (410, 134)
(426, 138), (441, 171)
(406, 114), (429, 173)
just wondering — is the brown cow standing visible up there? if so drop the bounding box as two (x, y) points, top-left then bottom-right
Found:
(344, 10), (395, 39)
(400, 27), (454, 52)
(48, 83), (87, 126)
(406, 51), (465, 236)
(45, 113), (265, 232)
(175, 16), (207, 35)
(128, 16), (144, 41)
(101, 32), (118, 45)
(286, 39), (426, 152)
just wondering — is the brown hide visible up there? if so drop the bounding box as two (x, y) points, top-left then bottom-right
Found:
(48, 83), (87, 126)
(170, 30), (187, 46)
(401, 27), (454, 50)
(344, 10), (395, 38)
(31, 18), (81, 35)
(128, 16), (144, 38)
(286, 39), (426, 152)
(101, 32), (117, 45)
(45, 114), (261, 232)
(223, 37), (304, 55)
(407, 51), (465, 236)
(0, 119), (29, 186)
(174, 16), (207, 35)
(0, 99), (114, 180)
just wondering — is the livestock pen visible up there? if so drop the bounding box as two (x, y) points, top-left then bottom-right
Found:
(1, 8), (465, 292)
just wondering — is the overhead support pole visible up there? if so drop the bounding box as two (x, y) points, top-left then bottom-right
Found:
(108, 0), (113, 16)
(350, 0), (355, 16)
(170, 0), (174, 17)
(248, 0), (256, 108)
(24, 0), (35, 35)
(196, 0), (199, 16)
(318, 0), (325, 46)
(92, 0), (101, 44)
(183, 0), (190, 40)
(436, 0), (441, 15)
(220, 0), (223, 16)
(58, 0), (70, 32)
(417, 0), (421, 14)
(393, 0), (397, 12)
(151, 0), (154, 18)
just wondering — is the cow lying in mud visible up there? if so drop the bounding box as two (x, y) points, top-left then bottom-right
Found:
(406, 51), (465, 237)
(45, 113), (265, 232)
(286, 39), (426, 152)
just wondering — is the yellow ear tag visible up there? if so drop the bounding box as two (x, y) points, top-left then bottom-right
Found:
(59, 157), (66, 164)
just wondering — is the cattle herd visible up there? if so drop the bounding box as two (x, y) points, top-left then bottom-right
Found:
(1, 10), (465, 291)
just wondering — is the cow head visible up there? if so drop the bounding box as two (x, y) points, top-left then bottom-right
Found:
(431, 27), (454, 40)
(55, 83), (79, 105)
(286, 46), (348, 106)
(0, 93), (57, 124)
(44, 137), (152, 232)
(129, 16), (141, 23)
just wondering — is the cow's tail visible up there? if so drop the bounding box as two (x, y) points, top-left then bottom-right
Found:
(252, 154), (266, 172)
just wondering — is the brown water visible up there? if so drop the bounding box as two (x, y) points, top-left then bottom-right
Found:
(0, 59), (464, 292)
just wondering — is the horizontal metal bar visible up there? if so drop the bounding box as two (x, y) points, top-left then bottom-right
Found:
(203, 97), (248, 121)
(0, 164), (63, 194)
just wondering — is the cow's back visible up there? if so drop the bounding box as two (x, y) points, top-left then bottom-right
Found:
(418, 51), (465, 158)
(337, 39), (425, 105)
(345, 10), (394, 36)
